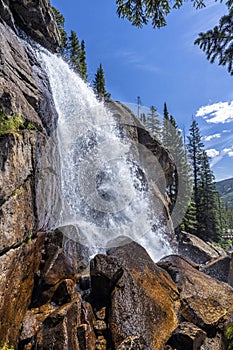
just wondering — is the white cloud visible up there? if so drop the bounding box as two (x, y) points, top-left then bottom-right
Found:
(223, 147), (233, 157)
(204, 133), (221, 141)
(223, 148), (232, 153)
(196, 101), (233, 124)
(206, 149), (220, 158)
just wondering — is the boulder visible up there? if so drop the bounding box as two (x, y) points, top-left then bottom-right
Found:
(200, 255), (231, 284)
(168, 322), (206, 350)
(30, 230), (90, 307)
(91, 241), (179, 350)
(20, 297), (96, 349)
(178, 231), (222, 264)
(158, 255), (233, 333)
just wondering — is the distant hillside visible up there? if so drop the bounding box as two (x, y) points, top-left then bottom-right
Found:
(216, 177), (233, 209)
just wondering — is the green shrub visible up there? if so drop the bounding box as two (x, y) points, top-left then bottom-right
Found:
(0, 344), (14, 350)
(25, 121), (38, 131)
(0, 113), (24, 137)
(0, 113), (38, 136)
(226, 322), (233, 350)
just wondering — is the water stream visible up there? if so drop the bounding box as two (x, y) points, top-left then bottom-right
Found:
(38, 50), (172, 261)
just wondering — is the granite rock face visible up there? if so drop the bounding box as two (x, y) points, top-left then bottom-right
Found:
(106, 101), (176, 245)
(0, 0), (61, 51)
(0, 0), (59, 346)
(0, 233), (44, 346)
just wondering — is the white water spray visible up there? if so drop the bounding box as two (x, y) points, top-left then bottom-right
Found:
(38, 50), (172, 261)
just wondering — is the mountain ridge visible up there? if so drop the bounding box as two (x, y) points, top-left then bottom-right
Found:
(216, 177), (233, 208)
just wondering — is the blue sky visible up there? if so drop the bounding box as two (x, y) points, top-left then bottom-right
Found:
(51, 0), (233, 181)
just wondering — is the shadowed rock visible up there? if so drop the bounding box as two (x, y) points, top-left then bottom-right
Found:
(168, 322), (207, 350)
(178, 231), (223, 264)
(200, 255), (231, 284)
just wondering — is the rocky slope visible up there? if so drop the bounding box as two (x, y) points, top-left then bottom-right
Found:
(1, 1), (233, 350)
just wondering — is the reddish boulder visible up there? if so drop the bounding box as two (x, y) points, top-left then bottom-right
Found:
(158, 255), (233, 332)
(91, 241), (179, 350)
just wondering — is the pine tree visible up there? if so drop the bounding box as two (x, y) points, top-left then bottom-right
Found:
(186, 120), (222, 242)
(115, 0), (233, 76)
(146, 105), (161, 136)
(68, 30), (81, 73)
(161, 104), (192, 229)
(187, 119), (204, 207)
(162, 102), (170, 144)
(79, 40), (88, 81)
(198, 151), (221, 241)
(181, 200), (198, 234)
(51, 7), (67, 51)
(93, 64), (110, 101)
(195, 6), (233, 75)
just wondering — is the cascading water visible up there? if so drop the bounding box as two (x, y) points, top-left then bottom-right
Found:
(37, 49), (173, 261)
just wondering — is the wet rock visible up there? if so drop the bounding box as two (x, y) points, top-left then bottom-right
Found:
(51, 279), (75, 306)
(62, 232), (91, 273)
(39, 299), (81, 349)
(200, 255), (231, 284)
(168, 322), (206, 350)
(30, 232), (78, 307)
(91, 241), (179, 350)
(158, 255), (233, 332)
(106, 101), (175, 243)
(178, 231), (222, 264)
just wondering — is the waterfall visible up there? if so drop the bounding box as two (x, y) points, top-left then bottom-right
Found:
(37, 49), (172, 261)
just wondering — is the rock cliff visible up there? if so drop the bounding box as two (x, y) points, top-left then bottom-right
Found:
(0, 1), (233, 350)
(0, 0), (60, 346)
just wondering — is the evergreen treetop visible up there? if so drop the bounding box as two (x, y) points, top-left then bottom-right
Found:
(93, 64), (110, 101)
